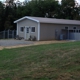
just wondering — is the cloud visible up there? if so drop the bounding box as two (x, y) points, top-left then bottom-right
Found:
(0, 0), (80, 4)
(58, 0), (80, 4)
(77, 0), (80, 4)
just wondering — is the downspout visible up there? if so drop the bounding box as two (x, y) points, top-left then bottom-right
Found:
(17, 23), (18, 35)
(38, 22), (40, 41)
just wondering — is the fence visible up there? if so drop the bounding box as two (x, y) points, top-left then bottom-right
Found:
(0, 30), (16, 39)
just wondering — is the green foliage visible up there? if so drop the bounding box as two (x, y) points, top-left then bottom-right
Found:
(59, 0), (80, 19)
(28, 0), (59, 17)
(0, 0), (80, 31)
(0, 2), (5, 31)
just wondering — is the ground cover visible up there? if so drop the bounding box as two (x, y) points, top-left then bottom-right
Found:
(0, 41), (80, 80)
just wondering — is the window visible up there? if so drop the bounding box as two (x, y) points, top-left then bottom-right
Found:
(76, 30), (78, 33)
(26, 27), (29, 33)
(73, 30), (75, 32)
(31, 27), (35, 32)
(20, 27), (24, 32)
(65, 27), (68, 30)
(73, 27), (76, 29)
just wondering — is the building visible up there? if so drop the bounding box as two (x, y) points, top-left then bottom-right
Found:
(14, 16), (80, 41)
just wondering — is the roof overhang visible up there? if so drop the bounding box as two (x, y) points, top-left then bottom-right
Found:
(14, 16), (80, 25)
(14, 16), (39, 23)
(40, 22), (80, 25)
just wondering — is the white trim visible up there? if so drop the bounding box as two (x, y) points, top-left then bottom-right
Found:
(17, 23), (18, 35)
(14, 16), (39, 23)
(24, 26), (26, 39)
(38, 22), (40, 41)
(14, 17), (26, 23)
(26, 17), (39, 23)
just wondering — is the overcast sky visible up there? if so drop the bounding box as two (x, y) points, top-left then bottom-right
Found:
(58, 0), (80, 4)
(0, 0), (80, 4)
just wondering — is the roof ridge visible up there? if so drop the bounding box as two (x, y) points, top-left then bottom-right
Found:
(14, 16), (80, 25)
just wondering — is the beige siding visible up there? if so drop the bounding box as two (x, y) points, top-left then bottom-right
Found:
(40, 23), (80, 40)
(17, 19), (38, 40)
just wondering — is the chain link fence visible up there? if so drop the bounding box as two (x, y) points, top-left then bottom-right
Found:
(0, 30), (16, 39)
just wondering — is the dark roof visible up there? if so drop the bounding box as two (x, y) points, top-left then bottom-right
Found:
(14, 16), (80, 25)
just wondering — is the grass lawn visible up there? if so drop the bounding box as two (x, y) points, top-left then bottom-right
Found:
(0, 41), (80, 80)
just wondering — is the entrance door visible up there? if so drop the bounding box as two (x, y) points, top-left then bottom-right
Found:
(25, 27), (30, 40)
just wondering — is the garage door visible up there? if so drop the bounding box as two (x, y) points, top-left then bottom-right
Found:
(69, 33), (80, 40)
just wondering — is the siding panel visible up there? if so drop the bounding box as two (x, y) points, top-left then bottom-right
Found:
(40, 23), (80, 40)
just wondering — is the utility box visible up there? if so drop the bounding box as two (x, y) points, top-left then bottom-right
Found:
(60, 34), (63, 40)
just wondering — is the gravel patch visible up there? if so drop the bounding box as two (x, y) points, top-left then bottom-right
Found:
(0, 39), (34, 47)
(0, 39), (69, 50)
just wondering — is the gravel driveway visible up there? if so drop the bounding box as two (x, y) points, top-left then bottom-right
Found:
(0, 39), (69, 50)
(0, 39), (34, 47)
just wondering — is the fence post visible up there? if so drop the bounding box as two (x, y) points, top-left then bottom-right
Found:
(3, 30), (5, 39)
(3, 31), (4, 39)
(15, 30), (16, 38)
(12, 30), (14, 38)
(8, 30), (9, 39)
(0, 30), (17, 39)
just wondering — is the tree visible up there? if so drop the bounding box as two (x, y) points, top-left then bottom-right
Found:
(0, 0), (80, 31)
(6, 0), (15, 7)
(59, 0), (80, 20)
(28, 0), (59, 17)
(0, 2), (4, 31)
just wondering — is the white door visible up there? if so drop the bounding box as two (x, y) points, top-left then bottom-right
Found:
(25, 27), (30, 40)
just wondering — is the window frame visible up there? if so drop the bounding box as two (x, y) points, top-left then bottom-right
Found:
(20, 27), (24, 32)
(31, 27), (35, 33)
(65, 27), (68, 30)
(76, 30), (78, 33)
(73, 27), (77, 29)
(26, 27), (29, 33)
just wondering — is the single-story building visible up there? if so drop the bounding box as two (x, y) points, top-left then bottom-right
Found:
(14, 16), (80, 41)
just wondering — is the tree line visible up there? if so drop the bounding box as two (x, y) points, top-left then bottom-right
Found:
(0, 0), (80, 31)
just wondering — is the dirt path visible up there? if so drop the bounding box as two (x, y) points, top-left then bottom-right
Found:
(0, 46), (4, 50)
(0, 40), (69, 50)
(35, 40), (68, 45)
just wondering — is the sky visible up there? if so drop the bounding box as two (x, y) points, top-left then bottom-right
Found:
(0, 0), (80, 4)
(58, 0), (80, 4)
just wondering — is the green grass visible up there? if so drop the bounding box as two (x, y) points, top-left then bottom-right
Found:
(0, 41), (80, 80)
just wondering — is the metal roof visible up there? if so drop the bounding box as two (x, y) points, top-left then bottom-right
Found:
(14, 16), (80, 25)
